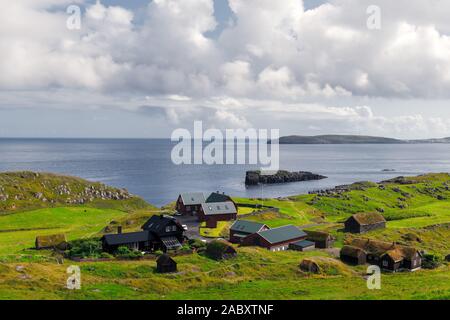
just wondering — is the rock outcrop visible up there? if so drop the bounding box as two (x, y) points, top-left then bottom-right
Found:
(245, 170), (327, 186)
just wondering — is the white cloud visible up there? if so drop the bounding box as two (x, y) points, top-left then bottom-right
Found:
(2, 0), (450, 137)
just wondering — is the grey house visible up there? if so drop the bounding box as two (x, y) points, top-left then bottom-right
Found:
(229, 220), (269, 243)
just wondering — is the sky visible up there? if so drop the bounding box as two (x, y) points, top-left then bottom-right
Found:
(1, 0), (450, 138)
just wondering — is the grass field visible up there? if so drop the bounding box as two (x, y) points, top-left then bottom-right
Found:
(1, 172), (450, 300)
(0, 207), (130, 256)
(0, 248), (448, 300)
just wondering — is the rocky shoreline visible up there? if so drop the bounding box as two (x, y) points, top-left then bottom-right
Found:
(245, 170), (327, 186)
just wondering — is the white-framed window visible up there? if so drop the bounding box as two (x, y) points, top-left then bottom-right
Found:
(382, 260), (388, 267)
(165, 226), (171, 233)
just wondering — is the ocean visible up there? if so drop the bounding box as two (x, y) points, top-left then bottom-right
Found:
(1, 138), (450, 207)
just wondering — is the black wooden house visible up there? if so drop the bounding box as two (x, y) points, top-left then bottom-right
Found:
(102, 215), (185, 253)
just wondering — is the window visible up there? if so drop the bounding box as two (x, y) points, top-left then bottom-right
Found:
(382, 261), (388, 267)
(165, 226), (171, 233)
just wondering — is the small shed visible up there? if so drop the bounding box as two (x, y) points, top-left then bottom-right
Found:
(340, 245), (367, 265)
(344, 212), (386, 234)
(156, 254), (177, 273)
(289, 240), (316, 252)
(305, 230), (335, 248)
(299, 259), (320, 274)
(35, 234), (67, 250)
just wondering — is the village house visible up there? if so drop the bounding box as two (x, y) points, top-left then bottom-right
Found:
(101, 215), (185, 253)
(102, 230), (152, 252)
(198, 201), (238, 228)
(305, 230), (335, 249)
(175, 191), (238, 227)
(340, 245), (367, 265)
(348, 238), (422, 272)
(241, 225), (307, 251)
(142, 215), (185, 251)
(176, 192), (206, 216)
(344, 212), (386, 234)
(206, 191), (235, 205)
(229, 220), (269, 244)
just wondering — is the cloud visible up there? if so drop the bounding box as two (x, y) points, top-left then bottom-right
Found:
(2, 0), (450, 137)
(5, 0), (450, 98)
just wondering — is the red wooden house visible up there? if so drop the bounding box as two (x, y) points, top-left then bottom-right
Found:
(176, 192), (205, 216)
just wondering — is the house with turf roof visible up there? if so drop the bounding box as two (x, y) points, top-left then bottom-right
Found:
(340, 245), (367, 265)
(348, 238), (422, 272)
(229, 220), (269, 244)
(305, 230), (335, 248)
(241, 225), (307, 251)
(344, 212), (386, 234)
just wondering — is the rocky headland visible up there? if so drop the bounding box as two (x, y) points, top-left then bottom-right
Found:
(245, 170), (327, 186)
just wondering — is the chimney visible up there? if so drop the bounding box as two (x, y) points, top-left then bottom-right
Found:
(117, 226), (123, 234)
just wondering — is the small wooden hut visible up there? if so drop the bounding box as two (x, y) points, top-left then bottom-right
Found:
(340, 245), (367, 265)
(156, 254), (177, 273)
(35, 234), (67, 250)
(305, 230), (335, 248)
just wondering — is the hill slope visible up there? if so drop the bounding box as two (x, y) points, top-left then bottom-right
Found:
(274, 135), (405, 144)
(272, 135), (450, 144)
(0, 171), (153, 214)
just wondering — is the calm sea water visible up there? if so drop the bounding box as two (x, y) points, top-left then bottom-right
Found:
(0, 138), (450, 207)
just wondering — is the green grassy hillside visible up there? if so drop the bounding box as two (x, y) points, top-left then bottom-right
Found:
(0, 172), (449, 300)
(0, 171), (159, 259)
(0, 207), (133, 256)
(0, 248), (448, 300)
(0, 171), (153, 214)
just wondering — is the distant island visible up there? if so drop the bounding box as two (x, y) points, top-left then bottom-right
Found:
(269, 135), (450, 144)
